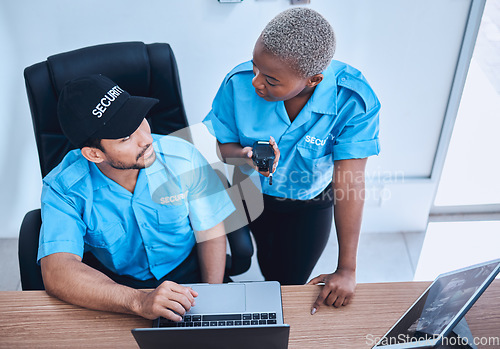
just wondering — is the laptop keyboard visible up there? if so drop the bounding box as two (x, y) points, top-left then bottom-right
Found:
(158, 312), (278, 328)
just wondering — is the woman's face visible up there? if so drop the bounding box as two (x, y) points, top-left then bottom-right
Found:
(251, 38), (314, 102)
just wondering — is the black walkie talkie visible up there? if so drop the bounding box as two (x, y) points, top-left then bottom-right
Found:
(252, 141), (275, 185)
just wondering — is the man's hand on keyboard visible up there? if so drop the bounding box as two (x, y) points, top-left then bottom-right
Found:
(136, 281), (198, 321)
(307, 268), (356, 314)
(158, 312), (279, 327)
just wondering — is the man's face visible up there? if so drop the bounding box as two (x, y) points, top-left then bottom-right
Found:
(251, 38), (311, 102)
(99, 118), (156, 170)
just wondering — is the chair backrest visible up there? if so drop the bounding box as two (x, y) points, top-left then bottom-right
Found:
(24, 41), (191, 177)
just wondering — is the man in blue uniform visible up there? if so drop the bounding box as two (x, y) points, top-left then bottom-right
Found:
(39, 75), (235, 322)
(204, 8), (380, 315)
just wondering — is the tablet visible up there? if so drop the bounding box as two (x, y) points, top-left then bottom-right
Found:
(372, 258), (500, 348)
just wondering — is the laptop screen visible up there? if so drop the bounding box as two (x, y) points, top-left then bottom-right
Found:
(374, 259), (500, 348)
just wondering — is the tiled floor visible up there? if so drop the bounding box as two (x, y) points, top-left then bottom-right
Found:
(4, 220), (497, 291)
(414, 221), (500, 281)
(0, 238), (21, 291)
(232, 220), (499, 285)
(2, 228), (424, 291)
(232, 228), (424, 285)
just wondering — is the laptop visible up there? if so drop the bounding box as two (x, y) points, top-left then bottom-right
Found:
(372, 258), (500, 348)
(132, 281), (290, 349)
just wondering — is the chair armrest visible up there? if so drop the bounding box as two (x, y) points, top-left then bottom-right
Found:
(18, 209), (44, 290)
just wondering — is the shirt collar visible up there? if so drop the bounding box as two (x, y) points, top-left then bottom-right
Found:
(133, 168), (149, 198)
(143, 141), (166, 176)
(89, 162), (111, 192)
(308, 63), (338, 116)
(89, 161), (147, 197)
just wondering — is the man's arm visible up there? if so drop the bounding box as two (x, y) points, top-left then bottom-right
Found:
(41, 252), (198, 321)
(195, 222), (227, 283)
(308, 158), (367, 313)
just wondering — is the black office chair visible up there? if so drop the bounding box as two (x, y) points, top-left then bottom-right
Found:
(19, 41), (253, 290)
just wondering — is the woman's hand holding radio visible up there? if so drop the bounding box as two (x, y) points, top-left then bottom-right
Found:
(243, 136), (280, 178)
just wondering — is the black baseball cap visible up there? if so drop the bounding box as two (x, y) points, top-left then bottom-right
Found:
(57, 74), (159, 148)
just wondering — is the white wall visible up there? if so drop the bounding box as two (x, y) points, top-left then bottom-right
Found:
(0, 0), (475, 237)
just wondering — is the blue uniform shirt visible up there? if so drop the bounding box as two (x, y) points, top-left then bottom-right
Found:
(38, 135), (235, 280)
(204, 60), (380, 200)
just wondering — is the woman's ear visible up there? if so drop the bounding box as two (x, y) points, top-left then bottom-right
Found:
(81, 147), (104, 164)
(307, 74), (324, 88)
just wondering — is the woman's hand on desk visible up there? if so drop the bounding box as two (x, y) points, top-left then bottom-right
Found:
(136, 281), (198, 321)
(307, 268), (356, 314)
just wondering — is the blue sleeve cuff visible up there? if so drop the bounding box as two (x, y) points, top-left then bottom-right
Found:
(333, 138), (380, 161)
(37, 239), (84, 264)
(189, 192), (236, 232)
(203, 113), (240, 144)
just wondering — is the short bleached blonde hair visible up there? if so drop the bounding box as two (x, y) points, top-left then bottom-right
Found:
(260, 8), (336, 78)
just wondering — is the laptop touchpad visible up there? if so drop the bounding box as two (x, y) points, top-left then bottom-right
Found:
(188, 284), (246, 314)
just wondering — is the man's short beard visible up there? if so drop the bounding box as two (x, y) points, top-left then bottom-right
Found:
(104, 145), (150, 170)
(108, 160), (145, 170)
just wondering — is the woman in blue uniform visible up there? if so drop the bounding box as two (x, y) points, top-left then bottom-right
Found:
(204, 8), (380, 313)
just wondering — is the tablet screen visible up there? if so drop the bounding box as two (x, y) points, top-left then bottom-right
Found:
(374, 260), (500, 348)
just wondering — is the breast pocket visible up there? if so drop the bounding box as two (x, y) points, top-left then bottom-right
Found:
(85, 222), (126, 255)
(157, 204), (192, 244)
(296, 145), (333, 175)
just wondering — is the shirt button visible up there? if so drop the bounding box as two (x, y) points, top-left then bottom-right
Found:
(341, 77), (346, 82)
